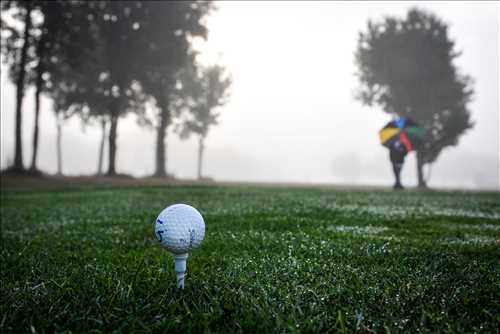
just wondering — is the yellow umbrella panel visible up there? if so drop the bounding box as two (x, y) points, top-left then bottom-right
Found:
(379, 127), (400, 145)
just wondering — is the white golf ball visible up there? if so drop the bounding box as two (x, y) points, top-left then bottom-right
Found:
(154, 204), (205, 254)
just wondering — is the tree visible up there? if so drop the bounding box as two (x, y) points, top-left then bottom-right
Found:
(355, 8), (474, 188)
(49, 83), (71, 175)
(45, 74), (88, 175)
(178, 63), (231, 180)
(28, 1), (73, 172)
(137, 1), (214, 177)
(41, 3), (111, 176)
(35, 0), (151, 177)
(2, 1), (98, 173)
(2, 1), (214, 176)
(85, 1), (145, 176)
(1, 1), (34, 172)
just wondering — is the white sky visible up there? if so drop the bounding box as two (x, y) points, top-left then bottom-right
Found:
(1, 1), (499, 189)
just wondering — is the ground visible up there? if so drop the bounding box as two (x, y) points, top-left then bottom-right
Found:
(1, 177), (499, 333)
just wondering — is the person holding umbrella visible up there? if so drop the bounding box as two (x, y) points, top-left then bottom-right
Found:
(379, 117), (425, 190)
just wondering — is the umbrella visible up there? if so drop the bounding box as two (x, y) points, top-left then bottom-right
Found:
(379, 117), (425, 152)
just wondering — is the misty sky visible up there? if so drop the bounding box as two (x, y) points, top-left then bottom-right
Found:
(1, 1), (499, 189)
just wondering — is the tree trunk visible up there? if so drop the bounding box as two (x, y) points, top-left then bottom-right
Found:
(154, 97), (170, 177)
(416, 150), (427, 188)
(13, 4), (33, 171)
(107, 111), (118, 176)
(56, 112), (63, 175)
(97, 119), (107, 175)
(197, 136), (205, 180)
(30, 44), (44, 172)
(154, 115), (167, 177)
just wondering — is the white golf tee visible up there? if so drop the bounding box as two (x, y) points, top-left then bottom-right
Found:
(174, 253), (188, 289)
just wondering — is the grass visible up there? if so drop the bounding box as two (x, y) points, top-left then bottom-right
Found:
(1, 184), (499, 333)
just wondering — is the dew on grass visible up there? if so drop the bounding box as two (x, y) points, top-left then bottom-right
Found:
(439, 223), (500, 231)
(441, 235), (498, 246)
(326, 203), (411, 219)
(326, 225), (389, 235)
(104, 226), (125, 235)
(324, 200), (500, 221)
(2, 185), (499, 333)
(432, 208), (500, 220)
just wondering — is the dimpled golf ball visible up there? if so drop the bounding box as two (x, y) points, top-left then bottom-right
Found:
(154, 204), (205, 254)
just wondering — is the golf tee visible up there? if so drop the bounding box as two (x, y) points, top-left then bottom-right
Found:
(174, 253), (188, 289)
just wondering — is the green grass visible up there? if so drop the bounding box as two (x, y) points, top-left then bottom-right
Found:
(1, 185), (499, 333)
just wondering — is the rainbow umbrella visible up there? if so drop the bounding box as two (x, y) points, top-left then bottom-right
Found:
(379, 117), (425, 152)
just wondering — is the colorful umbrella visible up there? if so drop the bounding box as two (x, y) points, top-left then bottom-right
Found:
(379, 117), (425, 152)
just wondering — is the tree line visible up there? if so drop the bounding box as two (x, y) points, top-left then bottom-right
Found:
(2, 4), (475, 187)
(1, 0), (231, 179)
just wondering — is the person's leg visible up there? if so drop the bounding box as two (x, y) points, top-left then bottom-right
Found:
(392, 162), (404, 189)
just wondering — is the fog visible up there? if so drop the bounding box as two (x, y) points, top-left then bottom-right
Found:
(1, 1), (498, 189)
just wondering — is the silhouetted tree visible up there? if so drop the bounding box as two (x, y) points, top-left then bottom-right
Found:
(178, 64), (231, 180)
(49, 83), (72, 175)
(28, 1), (75, 172)
(46, 73), (93, 175)
(138, 1), (214, 177)
(1, 1), (33, 172)
(82, 1), (150, 176)
(58, 1), (147, 176)
(1, 1), (98, 173)
(355, 8), (474, 187)
(2, 1), (214, 176)
(42, 7), (110, 176)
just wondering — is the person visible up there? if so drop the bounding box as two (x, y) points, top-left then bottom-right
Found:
(389, 141), (408, 190)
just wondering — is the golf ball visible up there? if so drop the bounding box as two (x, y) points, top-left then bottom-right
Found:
(154, 204), (205, 254)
